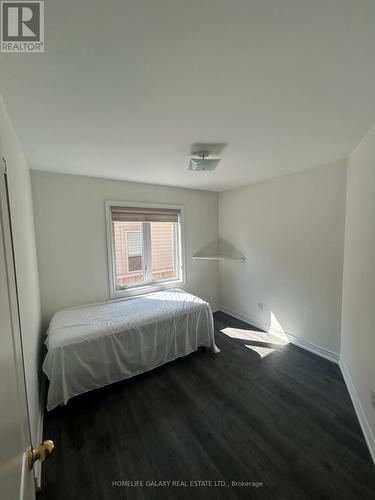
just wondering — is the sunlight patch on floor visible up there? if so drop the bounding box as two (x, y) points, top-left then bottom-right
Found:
(221, 327), (289, 345)
(245, 345), (276, 358)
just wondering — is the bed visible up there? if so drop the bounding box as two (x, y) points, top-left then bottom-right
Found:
(43, 288), (218, 410)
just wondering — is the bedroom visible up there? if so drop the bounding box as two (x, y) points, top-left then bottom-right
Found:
(0, 1), (374, 499)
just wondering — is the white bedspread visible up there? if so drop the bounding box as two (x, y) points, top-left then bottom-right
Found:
(43, 289), (217, 410)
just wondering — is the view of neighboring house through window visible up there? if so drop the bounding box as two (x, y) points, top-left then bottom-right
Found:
(108, 204), (183, 292)
(126, 230), (143, 272)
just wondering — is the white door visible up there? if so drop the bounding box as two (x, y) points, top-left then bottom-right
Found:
(0, 157), (36, 500)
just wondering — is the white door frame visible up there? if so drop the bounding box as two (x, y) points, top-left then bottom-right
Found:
(0, 156), (36, 500)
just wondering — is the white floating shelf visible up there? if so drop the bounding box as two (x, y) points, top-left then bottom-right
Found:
(192, 255), (246, 262)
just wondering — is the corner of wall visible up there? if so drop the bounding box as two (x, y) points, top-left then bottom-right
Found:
(339, 359), (375, 464)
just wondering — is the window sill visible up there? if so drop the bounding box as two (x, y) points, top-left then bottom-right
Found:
(110, 279), (185, 299)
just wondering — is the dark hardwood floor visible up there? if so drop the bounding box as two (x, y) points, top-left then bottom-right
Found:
(38, 312), (375, 500)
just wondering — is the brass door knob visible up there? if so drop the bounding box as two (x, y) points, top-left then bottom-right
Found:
(28, 440), (54, 469)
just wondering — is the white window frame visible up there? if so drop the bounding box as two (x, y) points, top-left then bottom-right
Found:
(105, 201), (185, 299)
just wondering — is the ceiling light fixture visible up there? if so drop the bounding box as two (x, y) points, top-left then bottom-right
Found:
(189, 151), (221, 171)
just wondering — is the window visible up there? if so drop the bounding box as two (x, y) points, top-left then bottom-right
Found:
(106, 202), (184, 296)
(126, 230), (143, 273)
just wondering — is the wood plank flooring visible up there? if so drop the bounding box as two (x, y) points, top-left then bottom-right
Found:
(37, 312), (375, 500)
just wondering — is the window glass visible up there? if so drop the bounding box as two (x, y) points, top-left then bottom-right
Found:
(151, 222), (176, 281)
(113, 222), (144, 286)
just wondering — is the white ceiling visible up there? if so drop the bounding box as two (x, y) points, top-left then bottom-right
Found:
(1, 0), (375, 191)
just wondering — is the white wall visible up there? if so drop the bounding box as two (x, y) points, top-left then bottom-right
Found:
(31, 171), (219, 326)
(341, 124), (375, 462)
(218, 160), (347, 356)
(0, 96), (42, 447)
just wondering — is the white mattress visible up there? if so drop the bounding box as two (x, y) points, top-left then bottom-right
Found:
(43, 289), (217, 410)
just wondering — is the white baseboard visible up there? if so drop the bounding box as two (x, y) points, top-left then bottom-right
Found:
(339, 361), (375, 465)
(217, 305), (272, 333)
(216, 305), (340, 363)
(34, 375), (46, 491)
(285, 331), (340, 364)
